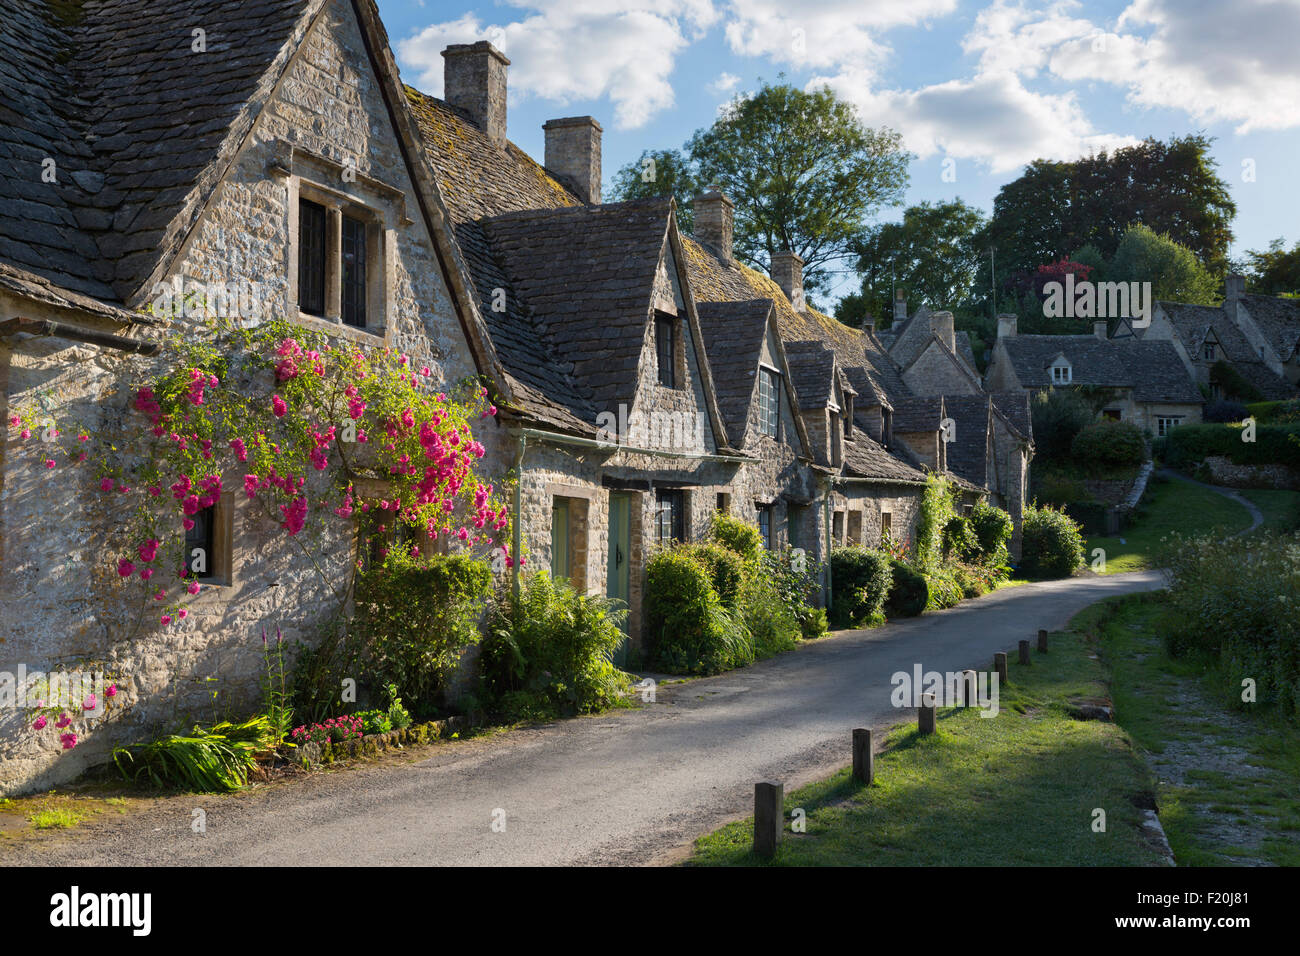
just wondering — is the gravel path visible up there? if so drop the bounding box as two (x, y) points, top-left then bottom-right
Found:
(1, 571), (1163, 867)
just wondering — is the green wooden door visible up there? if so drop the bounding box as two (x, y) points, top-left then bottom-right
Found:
(606, 492), (632, 664)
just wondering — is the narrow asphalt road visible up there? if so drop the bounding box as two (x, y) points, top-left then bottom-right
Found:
(3, 571), (1162, 867)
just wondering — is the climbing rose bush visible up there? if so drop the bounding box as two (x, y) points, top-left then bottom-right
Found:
(6, 318), (509, 629)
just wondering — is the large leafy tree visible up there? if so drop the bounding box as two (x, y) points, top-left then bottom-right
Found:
(1107, 224), (1220, 304)
(980, 136), (1236, 291)
(849, 199), (987, 327)
(603, 148), (701, 232)
(1245, 238), (1300, 296)
(608, 80), (910, 297)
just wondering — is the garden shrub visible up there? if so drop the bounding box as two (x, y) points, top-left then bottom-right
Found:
(737, 573), (800, 659)
(645, 549), (753, 675)
(349, 551), (492, 719)
(1032, 467), (1093, 508)
(1019, 504), (1084, 579)
(1159, 532), (1300, 717)
(684, 541), (746, 608)
(707, 512), (764, 563)
(915, 475), (959, 571)
(829, 546), (893, 626)
(940, 515), (980, 563)
(1203, 399), (1249, 424)
(1069, 420), (1146, 472)
(884, 560), (928, 618)
(1030, 388), (1097, 462)
(480, 572), (630, 720)
(762, 548), (827, 639)
(924, 566), (965, 610)
(969, 501), (1013, 569)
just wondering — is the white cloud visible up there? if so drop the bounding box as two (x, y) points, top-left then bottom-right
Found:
(708, 71), (742, 95)
(397, 1), (720, 130)
(722, 0), (957, 73)
(817, 66), (1138, 173)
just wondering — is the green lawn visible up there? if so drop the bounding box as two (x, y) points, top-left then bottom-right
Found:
(687, 606), (1163, 866)
(1238, 488), (1300, 533)
(1083, 475), (1252, 575)
(1098, 593), (1300, 866)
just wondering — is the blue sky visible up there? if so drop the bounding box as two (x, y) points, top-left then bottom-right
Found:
(377, 0), (1300, 303)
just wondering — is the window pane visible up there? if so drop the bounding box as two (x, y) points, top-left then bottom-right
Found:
(298, 199), (326, 316)
(342, 214), (367, 328)
(656, 316), (675, 387)
(551, 499), (570, 581)
(185, 507), (215, 577)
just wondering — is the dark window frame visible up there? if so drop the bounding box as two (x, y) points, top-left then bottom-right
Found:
(655, 314), (677, 388)
(655, 489), (685, 545)
(758, 367), (780, 438)
(298, 198), (327, 317)
(341, 213), (368, 328)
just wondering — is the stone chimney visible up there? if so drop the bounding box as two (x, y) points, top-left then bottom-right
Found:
(997, 313), (1018, 339)
(442, 42), (509, 146)
(543, 116), (602, 205)
(770, 250), (805, 311)
(694, 189), (733, 261)
(930, 311), (955, 352)
(1094, 320), (1108, 340)
(1223, 273), (1245, 325)
(893, 290), (907, 322)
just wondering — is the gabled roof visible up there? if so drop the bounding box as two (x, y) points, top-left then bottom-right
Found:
(1114, 341), (1207, 404)
(696, 298), (772, 446)
(783, 341), (839, 410)
(841, 433), (929, 484)
(990, 391), (1033, 443)
(480, 199), (673, 417)
(0, 0), (319, 307)
(954, 330), (981, 377)
(1155, 300), (1297, 400)
(891, 395), (944, 433)
(938, 394), (994, 490)
(1241, 294), (1300, 362)
(1000, 334), (1202, 404)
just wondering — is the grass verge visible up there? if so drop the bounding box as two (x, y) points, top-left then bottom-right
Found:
(1096, 592), (1300, 866)
(1084, 474), (1251, 575)
(1237, 488), (1300, 533)
(687, 601), (1164, 866)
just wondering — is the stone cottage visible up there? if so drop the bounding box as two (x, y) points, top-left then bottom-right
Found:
(985, 314), (1205, 437)
(1144, 275), (1300, 403)
(0, 7), (1028, 793)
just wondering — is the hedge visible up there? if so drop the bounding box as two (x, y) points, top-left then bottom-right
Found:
(884, 560), (928, 618)
(1020, 504), (1085, 579)
(1155, 422), (1300, 471)
(829, 547), (893, 626)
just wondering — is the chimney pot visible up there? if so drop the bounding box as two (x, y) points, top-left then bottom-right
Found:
(543, 116), (602, 204)
(770, 250), (805, 311)
(893, 290), (907, 321)
(930, 310), (955, 353)
(1094, 320), (1108, 340)
(693, 189), (734, 261)
(1224, 273), (1245, 325)
(996, 313), (1018, 339)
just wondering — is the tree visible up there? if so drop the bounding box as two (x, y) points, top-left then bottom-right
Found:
(850, 199), (987, 327)
(981, 136), (1236, 292)
(605, 148), (701, 232)
(1245, 238), (1300, 297)
(1108, 224), (1220, 304)
(686, 81), (910, 295)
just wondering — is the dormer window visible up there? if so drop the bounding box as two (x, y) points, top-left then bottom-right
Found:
(295, 190), (385, 334)
(1203, 341), (1217, 361)
(843, 396), (853, 438)
(1051, 361), (1072, 385)
(655, 313), (677, 388)
(758, 366), (780, 438)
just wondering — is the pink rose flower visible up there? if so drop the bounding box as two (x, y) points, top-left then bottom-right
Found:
(117, 558), (135, 577)
(100, 477), (114, 492)
(60, 733), (78, 750)
(32, 715), (47, 730)
(55, 713), (71, 729)
(272, 394), (287, 418)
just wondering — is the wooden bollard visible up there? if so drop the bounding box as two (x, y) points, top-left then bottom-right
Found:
(961, 669), (978, 708)
(754, 782), (783, 859)
(1019, 640), (1031, 665)
(918, 693), (937, 734)
(852, 728), (874, 784)
(1038, 628), (1048, 653)
(994, 652), (1008, 684)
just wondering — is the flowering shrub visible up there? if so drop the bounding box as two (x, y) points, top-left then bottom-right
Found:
(290, 715), (363, 747)
(24, 669), (123, 752)
(5, 317), (508, 631)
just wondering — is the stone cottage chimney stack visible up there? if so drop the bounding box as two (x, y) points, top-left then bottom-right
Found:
(1094, 320), (1108, 340)
(930, 310), (955, 352)
(771, 250), (805, 311)
(442, 42), (509, 146)
(543, 117), (602, 204)
(1224, 273), (1245, 325)
(694, 189), (734, 261)
(893, 291), (907, 322)
(997, 313), (1018, 339)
